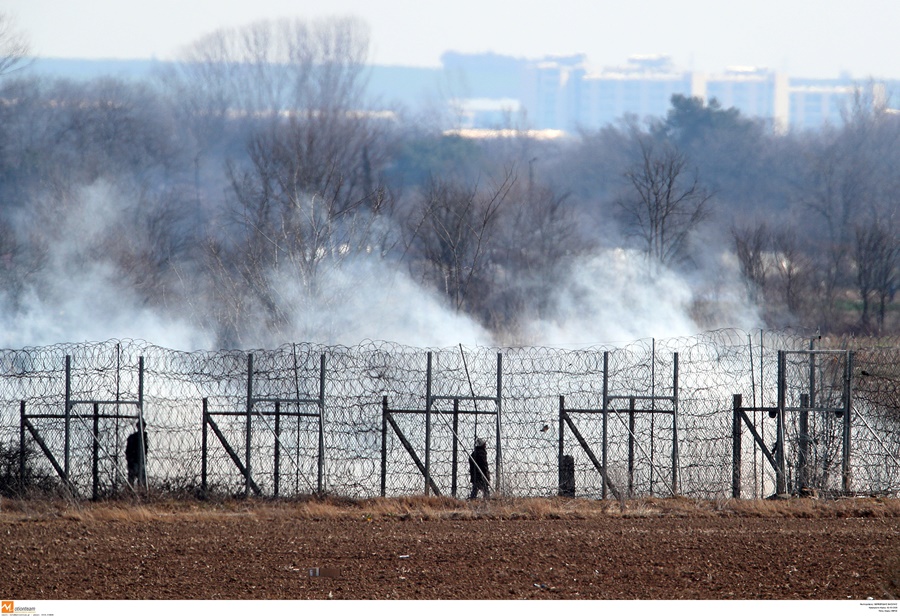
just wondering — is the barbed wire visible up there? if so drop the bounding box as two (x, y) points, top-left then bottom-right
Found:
(1, 330), (897, 500)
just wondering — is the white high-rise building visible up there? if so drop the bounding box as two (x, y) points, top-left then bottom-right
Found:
(580, 55), (699, 129)
(703, 67), (790, 131)
(518, 54), (889, 133)
(520, 55), (587, 131)
(789, 84), (855, 130)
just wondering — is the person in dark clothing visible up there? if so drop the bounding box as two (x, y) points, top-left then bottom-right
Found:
(125, 419), (148, 489)
(469, 438), (490, 499)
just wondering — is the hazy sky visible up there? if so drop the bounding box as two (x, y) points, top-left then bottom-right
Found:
(7, 0), (900, 78)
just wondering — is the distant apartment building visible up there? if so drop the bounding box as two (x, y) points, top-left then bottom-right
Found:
(787, 79), (896, 130)
(704, 66), (790, 131)
(366, 52), (896, 133)
(521, 55), (794, 132)
(788, 81), (856, 130)
(520, 54), (587, 130)
(515, 54), (893, 133)
(26, 56), (896, 134)
(579, 55), (699, 130)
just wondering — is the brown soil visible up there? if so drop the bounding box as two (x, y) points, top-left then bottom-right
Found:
(2, 496), (899, 601)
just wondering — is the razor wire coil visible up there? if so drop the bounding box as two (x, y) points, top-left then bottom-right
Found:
(1, 330), (898, 500)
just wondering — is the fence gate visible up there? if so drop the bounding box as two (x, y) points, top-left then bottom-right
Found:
(559, 349), (679, 499)
(733, 348), (853, 498)
(19, 353), (145, 499)
(380, 351), (502, 498)
(201, 353), (325, 498)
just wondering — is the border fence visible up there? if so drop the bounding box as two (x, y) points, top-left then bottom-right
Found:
(1, 329), (898, 501)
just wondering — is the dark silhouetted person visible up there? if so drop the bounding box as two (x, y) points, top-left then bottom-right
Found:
(469, 438), (490, 499)
(126, 419), (148, 489)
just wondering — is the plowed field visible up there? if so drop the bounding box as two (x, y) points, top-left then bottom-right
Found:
(2, 496), (898, 601)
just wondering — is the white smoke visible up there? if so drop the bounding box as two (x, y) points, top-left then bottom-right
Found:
(264, 257), (492, 348)
(1, 181), (761, 352)
(5, 276), (214, 351)
(516, 248), (762, 347)
(1, 181), (215, 350)
(1, 179), (490, 351)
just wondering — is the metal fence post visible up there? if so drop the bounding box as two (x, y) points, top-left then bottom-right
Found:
(64, 355), (71, 481)
(452, 397), (459, 498)
(425, 351), (432, 496)
(201, 398), (208, 496)
(732, 394), (742, 499)
(274, 401), (281, 497)
(798, 393), (810, 493)
(245, 353), (253, 499)
(380, 396), (388, 497)
(495, 352), (502, 494)
(602, 351), (609, 499)
(843, 351), (853, 494)
(672, 352), (679, 495)
(650, 339), (656, 496)
(628, 397), (636, 497)
(138, 356), (146, 489)
(558, 395), (565, 490)
(776, 350), (787, 495)
(19, 400), (26, 495)
(318, 353), (325, 495)
(92, 402), (99, 501)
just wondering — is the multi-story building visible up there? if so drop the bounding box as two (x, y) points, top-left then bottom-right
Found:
(519, 54), (587, 131)
(704, 66), (790, 132)
(789, 82), (857, 130)
(515, 54), (892, 133)
(579, 55), (699, 129)
(787, 79), (895, 131)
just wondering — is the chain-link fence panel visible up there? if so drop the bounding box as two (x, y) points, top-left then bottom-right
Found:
(1, 330), (898, 500)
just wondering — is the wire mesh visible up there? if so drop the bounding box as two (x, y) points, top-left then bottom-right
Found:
(1, 330), (898, 500)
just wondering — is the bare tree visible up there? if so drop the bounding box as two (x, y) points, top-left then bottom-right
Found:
(55, 79), (181, 180)
(771, 230), (811, 320)
(0, 13), (29, 77)
(105, 190), (195, 310)
(405, 172), (513, 313)
(162, 17), (369, 131)
(229, 119), (387, 272)
(792, 131), (868, 324)
(799, 85), (896, 242)
(617, 137), (713, 270)
(157, 16), (373, 222)
(872, 237), (899, 333)
(0, 219), (47, 313)
(731, 222), (769, 304)
(488, 178), (584, 332)
(205, 108), (392, 344)
(854, 217), (899, 332)
(157, 16), (385, 344)
(793, 85), (900, 325)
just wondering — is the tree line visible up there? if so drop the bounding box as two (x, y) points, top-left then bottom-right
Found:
(0, 16), (897, 348)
